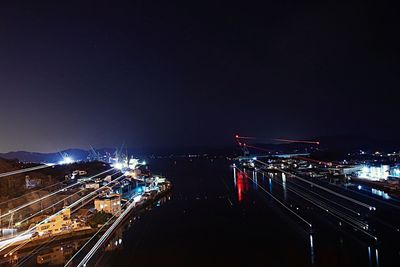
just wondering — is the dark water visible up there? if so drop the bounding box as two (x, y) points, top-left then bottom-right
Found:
(90, 158), (400, 267)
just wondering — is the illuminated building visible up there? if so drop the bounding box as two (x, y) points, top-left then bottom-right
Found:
(85, 182), (100, 189)
(36, 208), (72, 236)
(358, 165), (390, 180)
(94, 194), (121, 215)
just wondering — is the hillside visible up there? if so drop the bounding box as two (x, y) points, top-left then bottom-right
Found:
(0, 157), (24, 172)
(0, 149), (90, 163)
(0, 157), (109, 200)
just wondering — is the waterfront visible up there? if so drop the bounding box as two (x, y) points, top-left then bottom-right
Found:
(91, 158), (400, 266)
(5, 157), (400, 266)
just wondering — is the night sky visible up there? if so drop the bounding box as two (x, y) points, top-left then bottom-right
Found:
(0, 1), (398, 152)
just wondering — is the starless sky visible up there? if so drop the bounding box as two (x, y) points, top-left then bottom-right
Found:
(0, 1), (399, 152)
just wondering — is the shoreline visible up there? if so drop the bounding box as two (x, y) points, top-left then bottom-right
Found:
(0, 187), (171, 257)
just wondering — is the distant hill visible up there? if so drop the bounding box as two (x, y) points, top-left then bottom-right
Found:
(0, 149), (90, 163)
(1, 135), (398, 163)
(0, 146), (237, 163)
(0, 157), (21, 172)
(0, 156), (110, 199)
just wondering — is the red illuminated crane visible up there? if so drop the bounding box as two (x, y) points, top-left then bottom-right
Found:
(235, 134), (250, 156)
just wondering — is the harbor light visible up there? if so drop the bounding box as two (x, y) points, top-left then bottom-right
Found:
(59, 156), (74, 165)
(113, 162), (123, 170)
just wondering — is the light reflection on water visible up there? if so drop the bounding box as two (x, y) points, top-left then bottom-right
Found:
(235, 169), (248, 202)
(269, 177), (272, 192)
(282, 173), (287, 201)
(252, 171), (258, 190)
(371, 188), (390, 200)
(368, 246), (372, 267)
(356, 185), (391, 200)
(309, 234), (315, 266)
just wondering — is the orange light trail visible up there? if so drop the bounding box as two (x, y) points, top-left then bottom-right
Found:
(235, 135), (319, 145)
(234, 134), (257, 140)
(273, 139), (320, 145)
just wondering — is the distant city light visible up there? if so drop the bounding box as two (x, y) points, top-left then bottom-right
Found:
(59, 156), (74, 165)
(359, 165), (390, 180)
(113, 162), (123, 170)
(129, 158), (139, 169)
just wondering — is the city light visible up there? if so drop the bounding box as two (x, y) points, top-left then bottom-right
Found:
(112, 162), (123, 170)
(359, 165), (390, 180)
(59, 156), (74, 165)
(0, 1), (398, 265)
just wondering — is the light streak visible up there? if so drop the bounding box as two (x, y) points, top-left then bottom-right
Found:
(15, 236), (57, 266)
(277, 173), (361, 216)
(235, 135), (257, 140)
(236, 167), (312, 228)
(0, 234), (32, 249)
(0, 180), (69, 207)
(76, 192), (145, 267)
(0, 171), (124, 252)
(63, 212), (119, 267)
(64, 192), (142, 267)
(294, 156), (337, 167)
(256, 160), (375, 210)
(0, 168), (115, 220)
(0, 164), (53, 178)
(234, 135), (319, 145)
(252, 160), (378, 240)
(15, 187), (89, 226)
(273, 139), (320, 145)
(256, 169), (376, 240)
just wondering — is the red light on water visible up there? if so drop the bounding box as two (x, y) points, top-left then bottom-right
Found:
(236, 170), (248, 202)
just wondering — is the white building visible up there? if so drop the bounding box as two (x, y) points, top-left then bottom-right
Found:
(94, 194), (121, 215)
(85, 182), (100, 189)
(35, 208), (72, 236)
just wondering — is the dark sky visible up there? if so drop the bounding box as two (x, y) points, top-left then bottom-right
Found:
(0, 1), (399, 152)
